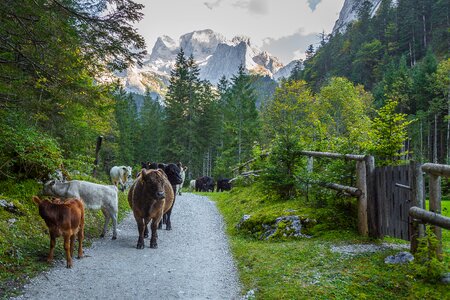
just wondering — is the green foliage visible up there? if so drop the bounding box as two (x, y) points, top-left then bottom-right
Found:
(412, 227), (448, 283)
(216, 66), (261, 176)
(369, 100), (415, 165)
(0, 112), (63, 180)
(163, 51), (220, 177)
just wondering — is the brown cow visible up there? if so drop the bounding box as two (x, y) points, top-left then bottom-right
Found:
(128, 169), (174, 249)
(33, 196), (84, 268)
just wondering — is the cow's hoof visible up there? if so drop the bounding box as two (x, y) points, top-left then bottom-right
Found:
(112, 236), (117, 240)
(136, 243), (144, 249)
(144, 232), (149, 238)
(166, 224), (172, 231)
(100, 233), (105, 238)
(150, 242), (158, 249)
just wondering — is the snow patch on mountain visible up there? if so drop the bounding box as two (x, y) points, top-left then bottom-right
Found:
(116, 29), (293, 94)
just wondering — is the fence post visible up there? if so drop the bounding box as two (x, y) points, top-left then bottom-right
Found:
(410, 161), (424, 253)
(365, 155), (379, 238)
(356, 160), (368, 236)
(429, 173), (443, 259)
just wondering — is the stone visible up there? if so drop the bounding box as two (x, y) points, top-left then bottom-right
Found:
(236, 214), (251, 229)
(442, 273), (450, 284)
(384, 251), (414, 264)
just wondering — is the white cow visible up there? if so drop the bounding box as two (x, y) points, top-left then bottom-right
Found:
(43, 180), (118, 239)
(189, 179), (196, 191)
(110, 166), (132, 192)
(176, 166), (188, 195)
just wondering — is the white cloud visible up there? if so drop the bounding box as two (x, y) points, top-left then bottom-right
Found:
(233, 0), (269, 15)
(204, 0), (224, 10)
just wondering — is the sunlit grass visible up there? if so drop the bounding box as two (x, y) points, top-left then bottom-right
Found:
(209, 187), (450, 299)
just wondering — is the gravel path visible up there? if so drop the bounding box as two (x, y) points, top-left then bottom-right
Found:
(13, 193), (241, 300)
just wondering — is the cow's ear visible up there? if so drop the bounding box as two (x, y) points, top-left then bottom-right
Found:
(32, 196), (41, 205)
(184, 166), (188, 171)
(122, 166), (127, 172)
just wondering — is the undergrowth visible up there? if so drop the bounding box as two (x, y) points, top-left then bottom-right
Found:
(209, 186), (450, 299)
(0, 179), (130, 299)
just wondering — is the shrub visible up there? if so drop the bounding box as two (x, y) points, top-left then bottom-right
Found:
(411, 227), (447, 283)
(0, 112), (63, 180)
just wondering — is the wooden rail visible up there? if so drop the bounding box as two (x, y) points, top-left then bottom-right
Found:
(300, 151), (374, 237)
(410, 162), (450, 259)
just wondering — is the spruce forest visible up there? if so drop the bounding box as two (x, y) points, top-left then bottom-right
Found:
(0, 1), (449, 197)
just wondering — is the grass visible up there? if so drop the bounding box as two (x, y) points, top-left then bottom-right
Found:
(208, 187), (450, 300)
(0, 179), (131, 299)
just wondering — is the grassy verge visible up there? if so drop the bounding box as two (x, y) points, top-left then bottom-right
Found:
(0, 179), (131, 299)
(208, 187), (450, 299)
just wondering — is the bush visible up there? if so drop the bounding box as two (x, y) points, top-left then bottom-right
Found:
(0, 112), (63, 180)
(411, 227), (447, 283)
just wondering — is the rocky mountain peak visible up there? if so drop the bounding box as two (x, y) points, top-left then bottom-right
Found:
(332, 0), (398, 35)
(180, 29), (227, 61)
(117, 29), (294, 94)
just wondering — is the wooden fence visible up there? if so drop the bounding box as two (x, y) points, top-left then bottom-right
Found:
(233, 152), (450, 255)
(410, 163), (450, 258)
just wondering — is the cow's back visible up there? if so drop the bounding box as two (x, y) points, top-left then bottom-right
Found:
(70, 181), (117, 211)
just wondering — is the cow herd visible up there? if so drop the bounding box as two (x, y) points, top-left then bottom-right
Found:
(33, 163), (232, 268)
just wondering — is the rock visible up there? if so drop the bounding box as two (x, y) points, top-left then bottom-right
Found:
(0, 199), (22, 215)
(241, 289), (256, 300)
(442, 273), (450, 284)
(263, 215), (311, 240)
(236, 214), (251, 229)
(384, 251), (414, 264)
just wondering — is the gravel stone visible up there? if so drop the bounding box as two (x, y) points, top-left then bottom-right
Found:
(13, 193), (241, 300)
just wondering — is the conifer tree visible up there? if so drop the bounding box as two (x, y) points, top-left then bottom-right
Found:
(216, 65), (260, 176)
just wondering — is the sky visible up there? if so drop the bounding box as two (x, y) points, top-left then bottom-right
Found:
(135, 0), (345, 64)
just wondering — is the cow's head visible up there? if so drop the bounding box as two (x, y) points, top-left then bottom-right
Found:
(141, 169), (166, 200)
(164, 163), (182, 185)
(42, 180), (57, 196)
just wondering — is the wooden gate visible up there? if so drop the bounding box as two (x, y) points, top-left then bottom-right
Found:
(374, 165), (413, 240)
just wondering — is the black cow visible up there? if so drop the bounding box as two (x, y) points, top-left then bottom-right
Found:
(216, 178), (232, 192)
(195, 176), (215, 192)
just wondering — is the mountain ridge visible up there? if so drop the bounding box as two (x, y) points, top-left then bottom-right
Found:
(115, 29), (296, 96)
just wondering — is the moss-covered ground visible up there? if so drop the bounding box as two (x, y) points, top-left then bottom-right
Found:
(207, 187), (450, 300)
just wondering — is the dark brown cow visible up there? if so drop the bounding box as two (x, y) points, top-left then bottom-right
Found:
(33, 196), (84, 268)
(128, 169), (174, 249)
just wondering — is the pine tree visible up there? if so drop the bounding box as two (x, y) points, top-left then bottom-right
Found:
(216, 65), (260, 176)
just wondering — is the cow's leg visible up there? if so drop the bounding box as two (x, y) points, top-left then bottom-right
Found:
(144, 224), (149, 238)
(149, 218), (159, 248)
(165, 209), (172, 230)
(47, 234), (56, 263)
(70, 234), (75, 259)
(165, 186), (177, 230)
(134, 212), (145, 249)
(100, 207), (110, 238)
(64, 234), (72, 268)
(111, 210), (118, 240)
(77, 227), (84, 259)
